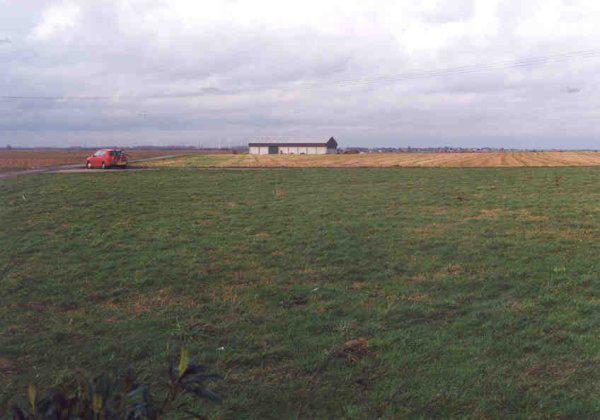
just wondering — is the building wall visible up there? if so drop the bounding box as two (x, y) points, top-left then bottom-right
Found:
(278, 146), (327, 155)
(249, 146), (335, 155)
(249, 145), (335, 155)
(249, 146), (269, 155)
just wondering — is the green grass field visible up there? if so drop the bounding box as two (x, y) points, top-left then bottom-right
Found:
(1, 168), (599, 417)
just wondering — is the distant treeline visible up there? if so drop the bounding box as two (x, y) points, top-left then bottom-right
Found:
(3, 145), (598, 153)
(342, 147), (600, 153)
(3, 145), (246, 153)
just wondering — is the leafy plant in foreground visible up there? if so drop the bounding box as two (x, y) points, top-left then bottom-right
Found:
(6, 347), (222, 419)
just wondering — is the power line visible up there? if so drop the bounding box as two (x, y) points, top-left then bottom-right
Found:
(303, 49), (600, 89)
(2, 48), (599, 101)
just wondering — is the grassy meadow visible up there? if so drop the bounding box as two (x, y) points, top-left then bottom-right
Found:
(1, 167), (599, 417)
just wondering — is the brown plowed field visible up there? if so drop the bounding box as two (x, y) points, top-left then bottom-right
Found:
(0, 149), (195, 172)
(146, 152), (600, 168)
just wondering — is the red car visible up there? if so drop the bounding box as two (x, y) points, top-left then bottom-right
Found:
(85, 149), (128, 169)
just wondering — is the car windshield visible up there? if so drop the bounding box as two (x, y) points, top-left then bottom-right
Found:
(93, 150), (105, 157)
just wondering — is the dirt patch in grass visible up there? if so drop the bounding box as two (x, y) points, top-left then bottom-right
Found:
(514, 210), (550, 222)
(132, 290), (200, 314)
(0, 357), (15, 374)
(400, 293), (430, 303)
(332, 338), (371, 363)
(410, 222), (457, 239)
(506, 228), (596, 241)
(466, 208), (504, 220)
(103, 289), (200, 315)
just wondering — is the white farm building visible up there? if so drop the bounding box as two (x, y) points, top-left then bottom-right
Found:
(248, 137), (338, 155)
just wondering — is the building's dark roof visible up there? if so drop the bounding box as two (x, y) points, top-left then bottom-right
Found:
(249, 137), (338, 148)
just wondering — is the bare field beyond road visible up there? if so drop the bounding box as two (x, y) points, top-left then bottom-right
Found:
(142, 151), (600, 168)
(3, 151), (598, 173)
(0, 149), (197, 172)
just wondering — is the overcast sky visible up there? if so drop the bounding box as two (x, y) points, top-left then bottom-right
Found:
(1, 0), (600, 149)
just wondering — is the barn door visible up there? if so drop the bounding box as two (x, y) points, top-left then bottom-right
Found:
(268, 146), (278, 154)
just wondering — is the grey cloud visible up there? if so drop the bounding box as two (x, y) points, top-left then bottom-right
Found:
(421, 0), (475, 23)
(1, 0), (600, 149)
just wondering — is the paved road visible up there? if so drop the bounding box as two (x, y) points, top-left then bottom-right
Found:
(0, 155), (180, 180)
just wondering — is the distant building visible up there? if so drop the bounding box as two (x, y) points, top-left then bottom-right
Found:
(248, 137), (338, 155)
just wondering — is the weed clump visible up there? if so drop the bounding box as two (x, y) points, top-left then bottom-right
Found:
(5, 348), (221, 419)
